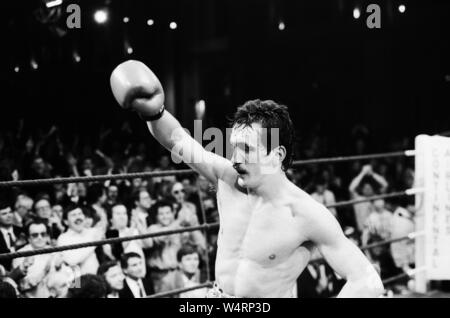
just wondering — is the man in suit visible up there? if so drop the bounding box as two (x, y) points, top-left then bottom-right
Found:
(0, 199), (25, 271)
(119, 252), (154, 298)
(160, 244), (208, 298)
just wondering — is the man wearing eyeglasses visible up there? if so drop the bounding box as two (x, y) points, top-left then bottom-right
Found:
(171, 182), (198, 227)
(12, 220), (56, 297)
(0, 200), (24, 271)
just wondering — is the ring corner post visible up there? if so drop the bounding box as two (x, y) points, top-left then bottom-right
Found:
(414, 135), (427, 294)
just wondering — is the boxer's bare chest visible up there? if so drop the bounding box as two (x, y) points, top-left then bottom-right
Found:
(216, 179), (306, 263)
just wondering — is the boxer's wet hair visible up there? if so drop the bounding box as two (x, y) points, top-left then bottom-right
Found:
(231, 99), (295, 170)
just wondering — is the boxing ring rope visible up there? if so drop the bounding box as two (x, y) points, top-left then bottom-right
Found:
(291, 150), (415, 166)
(381, 267), (427, 286)
(0, 149), (423, 297)
(0, 169), (196, 188)
(0, 150), (416, 188)
(145, 282), (214, 298)
(0, 223), (220, 261)
(326, 188), (424, 209)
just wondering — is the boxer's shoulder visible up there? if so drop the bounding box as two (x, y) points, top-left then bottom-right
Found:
(287, 184), (330, 221)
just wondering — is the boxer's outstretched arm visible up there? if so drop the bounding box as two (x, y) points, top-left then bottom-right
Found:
(110, 60), (231, 185)
(303, 201), (384, 298)
(146, 110), (231, 185)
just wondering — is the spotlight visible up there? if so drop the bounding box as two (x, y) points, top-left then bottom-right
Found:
(169, 21), (177, 29)
(31, 60), (38, 70)
(127, 47), (133, 54)
(45, 0), (63, 9)
(353, 8), (361, 19)
(123, 17), (129, 23)
(278, 21), (285, 31)
(398, 5), (406, 13)
(14, 66), (20, 73)
(147, 19), (154, 26)
(94, 9), (108, 24)
(195, 100), (206, 119)
(73, 53), (81, 63)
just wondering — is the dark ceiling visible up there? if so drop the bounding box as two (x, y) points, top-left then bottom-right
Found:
(0, 0), (449, 147)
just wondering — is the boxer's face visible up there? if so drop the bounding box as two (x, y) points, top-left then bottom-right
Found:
(230, 123), (282, 188)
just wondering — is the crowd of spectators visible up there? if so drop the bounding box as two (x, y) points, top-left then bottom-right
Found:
(0, 118), (416, 298)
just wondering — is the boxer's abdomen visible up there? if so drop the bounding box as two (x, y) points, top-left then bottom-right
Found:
(215, 179), (311, 297)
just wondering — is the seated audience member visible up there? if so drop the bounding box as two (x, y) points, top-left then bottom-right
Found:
(152, 155), (176, 184)
(170, 183), (207, 253)
(160, 244), (207, 298)
(104, 204), (145, 262)
(130, 190), (153, 230)
(81, 205), (97, 229)
(361, 199), (393, 247)
(390, 199), (415, 272)
(1, 255), (35, 297)
(0, 200), (25, 271)
(46, 269), (72, 298)
(12, 194), (34, 228)
(33, 197), (64, 242)
(348, 164), (388, 232)
(310, 177), (337, 217)
(68, 274), (107, 298)
(145, 201), (184, 292)
(171, 182), (199, 226)
(105, 184), (119, 209)
(119, 252), (153, 298)
(97, 261), (125, 298)
(12, 220), (55, 297)
(51, 204), (64, 226)
(344, 226), (360, 247)
(57, 203), (104, 274)
(366, 234), (403, 282)
(86, 184), (108, 232)
(0, 280), (17, 298)
(297, 261), (342, 298)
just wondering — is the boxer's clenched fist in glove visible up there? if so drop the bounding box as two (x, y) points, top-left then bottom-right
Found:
(110, 60), (165, 120)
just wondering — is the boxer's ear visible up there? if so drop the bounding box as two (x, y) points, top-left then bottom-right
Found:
(266, 146), (286, 172)
(275, 145), (286, 165)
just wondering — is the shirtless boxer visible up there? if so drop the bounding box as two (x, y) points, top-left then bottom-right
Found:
(110, 60), (384, 298)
